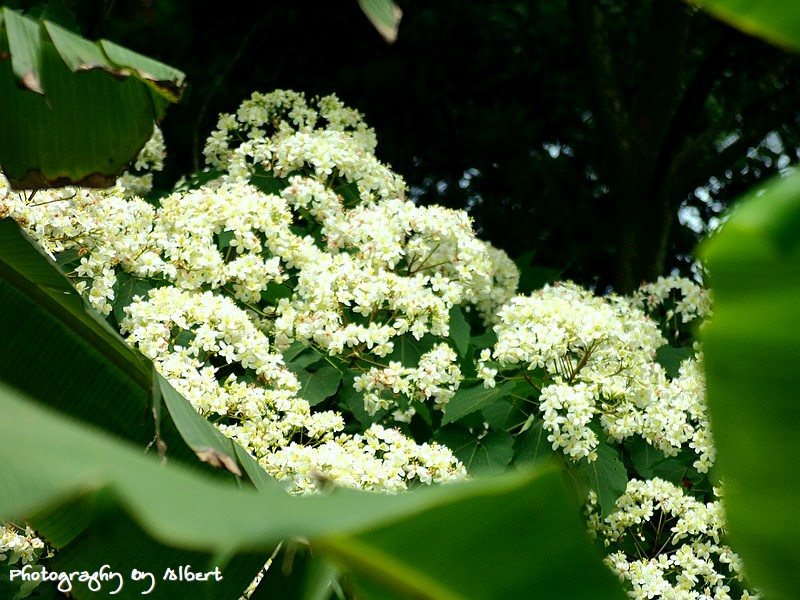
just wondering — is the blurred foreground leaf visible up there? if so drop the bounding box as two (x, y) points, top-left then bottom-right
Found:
(0, 382), (623, 599)
(689, 0), (800, 53)
(701, 169), (800, 599)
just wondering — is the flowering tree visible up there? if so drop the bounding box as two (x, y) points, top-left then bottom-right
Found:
(2, 2), (799, 599)
(0, 85), (762, 599)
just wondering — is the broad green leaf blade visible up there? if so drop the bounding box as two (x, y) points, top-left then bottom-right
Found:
(249, 542), (331, 600)
(99, 39), (185, 103)
(447, 305), (470, 357)
(700, 170), (800, 599)
(157, 373), (243, 477)
(0, 276), (152, 446)
(691, 0), (800, 53)
(0, 219), (151, 390)
(514, 250), (564, 294)
(575, 442), (627, 517)
(44, 504), (269, 600)
(3, 7), (44, 93)
(112, 271), (164, 323)
(43, 19), (113, 72)
(385, 333), (437, 365)
(0, 11), (185, 189)
(654, 344), (693, 379)
(286, 347), (324, 369)
(288, 365), (342, 406)
(320, 465), (625, 600)
(0, 42), (154, 188)
(0, 382), (622, 600)
(0, 219), (247, 478)
(338, 372), (385, 426)
(357, 0), (403, 44)
(442, 381), (516, 425)
(435, 426), (515, 475)
(513, 418), (557, 467)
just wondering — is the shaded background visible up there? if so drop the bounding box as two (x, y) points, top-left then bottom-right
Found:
(11, 0), (800, 292)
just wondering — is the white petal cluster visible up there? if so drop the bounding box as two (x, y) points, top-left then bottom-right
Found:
(115, 125), (167, 198)
(354, 343), (461, 418)
(1, 523), (46, 565)
(587, 480), (758, 600)
(120, 286), (465, 493)
(484, 282), (665, 460)
(0, 184), (157, 315)
(480, 281), (715, 471)
(1, 89), (491, 494)
(631, 276), (712, 343)
(263, 424), (466, 493)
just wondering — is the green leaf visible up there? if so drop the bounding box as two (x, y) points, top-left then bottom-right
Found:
(0, 384), (624, 600)
(251, 167), (289, 195)
(0, 9), (185, 189)
(435, 426), (515, 475)
(514, 250), (563, 294)
(385, 332), (437, 366)
(99, 39), (185, 103)
(480, 397), (526, 430)
(357, 0), (403, 44)
(43, 19), (114, 72)
(3, 6), (44, 93)
(0, 219), (151, 391)
(0, 219), (252, 481)
(691, 0), (800, 53)
(249, 542), (338, 600)
(157, 373), (243, 477)
(338, 372), (385, 426)
(112, 271), (163, 323)
(286, 347), (324, 369)
(654, 344), (693, 379)
(288, 365), (342, 406)
(700, 169), (800, 599)
(442, 381), (516, 425)
(469, 330), (497, 349)
(260, 281), (293, 303)
(215, 229), (235, 250)
(575, 441), (627, 518)
(513, 418), (556, 467)
(447, 305), (470, 357)
(322, 461), (625, 600)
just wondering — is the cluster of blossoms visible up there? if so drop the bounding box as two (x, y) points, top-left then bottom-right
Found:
(115, 125), (166, 198)
(1, 88), (755, 599)
(1, 90), (521, 494)
(476, 281), (714, 470)
(1, 523), (46, 565)
(586, 479), (758, 599)
(632, 275), (713, 344)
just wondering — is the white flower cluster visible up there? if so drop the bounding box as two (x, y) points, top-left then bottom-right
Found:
(115, 125), (166, 197)
(476, 281), (715, 471)
(632, 276), (712, 342)
(354, 343), (462, 419)
(120, 286), (464, 493)
(1, 523), (46, 565)
(1, 90), (509, 493)
(587, 480), (758, 600)
(0, 184), (156, 313)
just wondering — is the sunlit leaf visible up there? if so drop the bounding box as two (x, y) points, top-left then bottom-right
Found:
(701, 169), (800, 599)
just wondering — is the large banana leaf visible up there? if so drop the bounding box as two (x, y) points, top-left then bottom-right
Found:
(0, 7), (185, 189)
(0, 381), (624, 600)
(687, 0), (800, 53)
(701, 170), (800, 600)
(0, 218), (245, 481)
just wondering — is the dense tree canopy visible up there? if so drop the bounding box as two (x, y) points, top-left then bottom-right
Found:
(10, 0), (800, 291)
